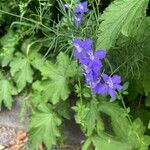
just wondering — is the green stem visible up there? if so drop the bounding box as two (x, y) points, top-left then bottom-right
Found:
(95, 0), (101, 15)
(121, 95), (143, 148)
(78, 78), (83, 105)
(110, 55), (134, 76)
(105, 58), (113, 74)
(91, 2), (99, 25)
(120, 94), (132, 125)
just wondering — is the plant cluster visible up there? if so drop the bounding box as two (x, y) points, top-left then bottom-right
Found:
(0, 0), (150, 149)
(73, 37), (122, 99)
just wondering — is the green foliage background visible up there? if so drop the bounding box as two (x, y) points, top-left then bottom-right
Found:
(0, 0), (150, 149)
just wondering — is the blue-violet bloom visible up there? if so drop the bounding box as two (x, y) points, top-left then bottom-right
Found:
(73, 37), (122, 99)
(74, 1), (88, 26)
(73, 38), (92, 60)
(80, 50), (106, 74)
(100, 73), (123, 97)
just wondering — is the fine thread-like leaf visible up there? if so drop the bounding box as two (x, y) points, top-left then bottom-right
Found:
(96, 0), (149, 50)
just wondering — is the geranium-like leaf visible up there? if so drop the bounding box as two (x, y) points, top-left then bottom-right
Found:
(10, 52), (33, 92)
(32, 52), (78, 104)
(0, 30), (19, 66)
(92, 135), (129, 150)
(29, 103), (61, 149)
(74, 100), (104, 136)
(0, 72), (17, 109)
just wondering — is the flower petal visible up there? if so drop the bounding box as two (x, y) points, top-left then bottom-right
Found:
(73, 48), (78, 58)
(79, 57), (90, 64)
(97, 83), (108, 95)
(112, 75), (121, 84)
(91, 59), (102, 71)
(95, 50), (106, 59)
(74, 1), (88, 13)
(74, 13), (83, 26)
(102, 73), (109, 82)
(91, 81), (99, 94)
(80, 1), (88, 12)
(109, 88), (116, 97)
(73, 38), (82, 47)
(84, 65), (92, 74)
(74, 7), (82, 13)
(114, 84), (123, 90)
(82, 39), (93, 52)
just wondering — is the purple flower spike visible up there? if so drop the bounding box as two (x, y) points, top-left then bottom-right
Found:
(73, 38), (108, 96)
(101, 73), (123, 98)
(74, 1), (88, 27)
(73, 37), (123, 100)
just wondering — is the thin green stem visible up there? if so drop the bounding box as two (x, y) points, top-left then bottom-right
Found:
(95, 0), (101, 15)
(38, 0), (42, 23)
(120, 94), (132, 125)
(110, 55), (135, 76)
(91, 2), (99, 25)
(105, 58), (113, 74)
(121, 102), (144, 147)
(78, 78), (83, 105)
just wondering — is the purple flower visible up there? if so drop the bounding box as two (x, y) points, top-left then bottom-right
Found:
(99, 73), (123, 97)
(73, 37), (123, 100)
(73, 38), (92, 60)
(90, 80), (100, 94)
(80, 50), (106, 73)
(73, 38), (107, 95)
(97, 83), (108, 95)
(81, 50), (106, 93)
(74, 1), (88, 13)
(84, 67), (99, 84)
(74, 1), (88, 27)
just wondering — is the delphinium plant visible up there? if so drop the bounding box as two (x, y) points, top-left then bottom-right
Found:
(0, 0), (150, 149)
